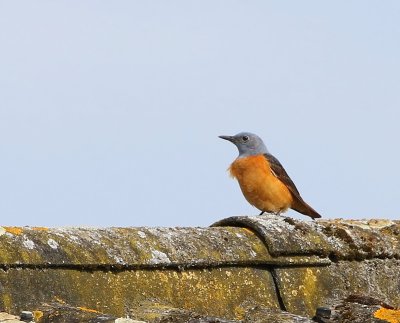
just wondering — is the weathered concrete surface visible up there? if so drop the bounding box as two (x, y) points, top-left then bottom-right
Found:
(213, 216), (333, 256)
(0, 215), (399, 322)
(311, 295), (400, 323)
(315, 219), (400, 260)
(0, 225), (328, 268)
(0, 267), (279, 320)
(4, 299), (399, 322)
(33, 302), (129, 323)
(0, 226), (271, 267)
(0, 312), (23, 322)
(274, 259), (400, 317)
(213, 215), (400, 319)
(213, 216), (400, 260)
(112, 303), (317, 322)
(243, 306), (314, 322)
(8, 302), (316, 323)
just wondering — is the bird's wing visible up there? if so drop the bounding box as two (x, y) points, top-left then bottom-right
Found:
(263, 153), (301, 198)
(263, 153), (321, 219)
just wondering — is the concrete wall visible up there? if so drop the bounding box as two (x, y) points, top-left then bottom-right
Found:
(0, 215), (399, 322)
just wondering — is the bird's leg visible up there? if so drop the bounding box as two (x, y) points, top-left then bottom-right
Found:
(259, 210), (283, 216)
(275, 210), (286, 217)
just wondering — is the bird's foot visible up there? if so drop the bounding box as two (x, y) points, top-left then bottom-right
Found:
(258, 211), (282, 217)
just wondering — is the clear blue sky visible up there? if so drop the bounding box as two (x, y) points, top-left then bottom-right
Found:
(1, 2), (399, 227)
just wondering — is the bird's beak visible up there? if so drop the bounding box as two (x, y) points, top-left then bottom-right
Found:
(219, 135), (235, 142)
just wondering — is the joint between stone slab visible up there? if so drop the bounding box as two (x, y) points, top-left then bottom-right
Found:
(270, 268), (287, 312)
(327, 253), (400, 263)
(0, 257), (332, 272)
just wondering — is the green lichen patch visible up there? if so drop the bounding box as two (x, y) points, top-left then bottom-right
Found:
(0, 266), (279, 320)
(0, 226), (271, 267)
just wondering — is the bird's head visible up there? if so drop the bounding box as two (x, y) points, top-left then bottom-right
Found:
(219, 132), (269, 158)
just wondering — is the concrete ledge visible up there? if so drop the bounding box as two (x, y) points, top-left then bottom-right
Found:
(0, 215), (399, 322)
(0, 226), (270, 267)
(213, 216), (400, 260)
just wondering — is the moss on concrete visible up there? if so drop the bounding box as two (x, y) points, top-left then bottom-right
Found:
(0, 226), (273, 267)
(0, 216), (399, 321)
(0, 267), (279, 320)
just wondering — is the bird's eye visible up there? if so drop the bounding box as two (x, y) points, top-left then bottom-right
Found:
(242, 136), (249, 142)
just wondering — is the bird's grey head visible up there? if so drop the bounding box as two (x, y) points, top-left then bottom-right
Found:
(219, 132), (269, 158)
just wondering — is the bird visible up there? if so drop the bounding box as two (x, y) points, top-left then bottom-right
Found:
(219, 132), (321, 219)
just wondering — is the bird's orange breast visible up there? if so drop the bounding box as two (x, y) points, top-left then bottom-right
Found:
(229, 155), (293, 213)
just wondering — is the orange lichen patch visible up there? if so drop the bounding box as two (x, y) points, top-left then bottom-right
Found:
(32, 227), (49, 231)
(77, 306), (101, 313)
(33, 311), (43, 320)
(374, 308), (400, 323)
(53, 296), (66, 304)
(3, 227), (23, 235)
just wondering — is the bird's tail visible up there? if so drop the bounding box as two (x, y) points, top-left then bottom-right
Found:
(292, 198), (322, 219)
